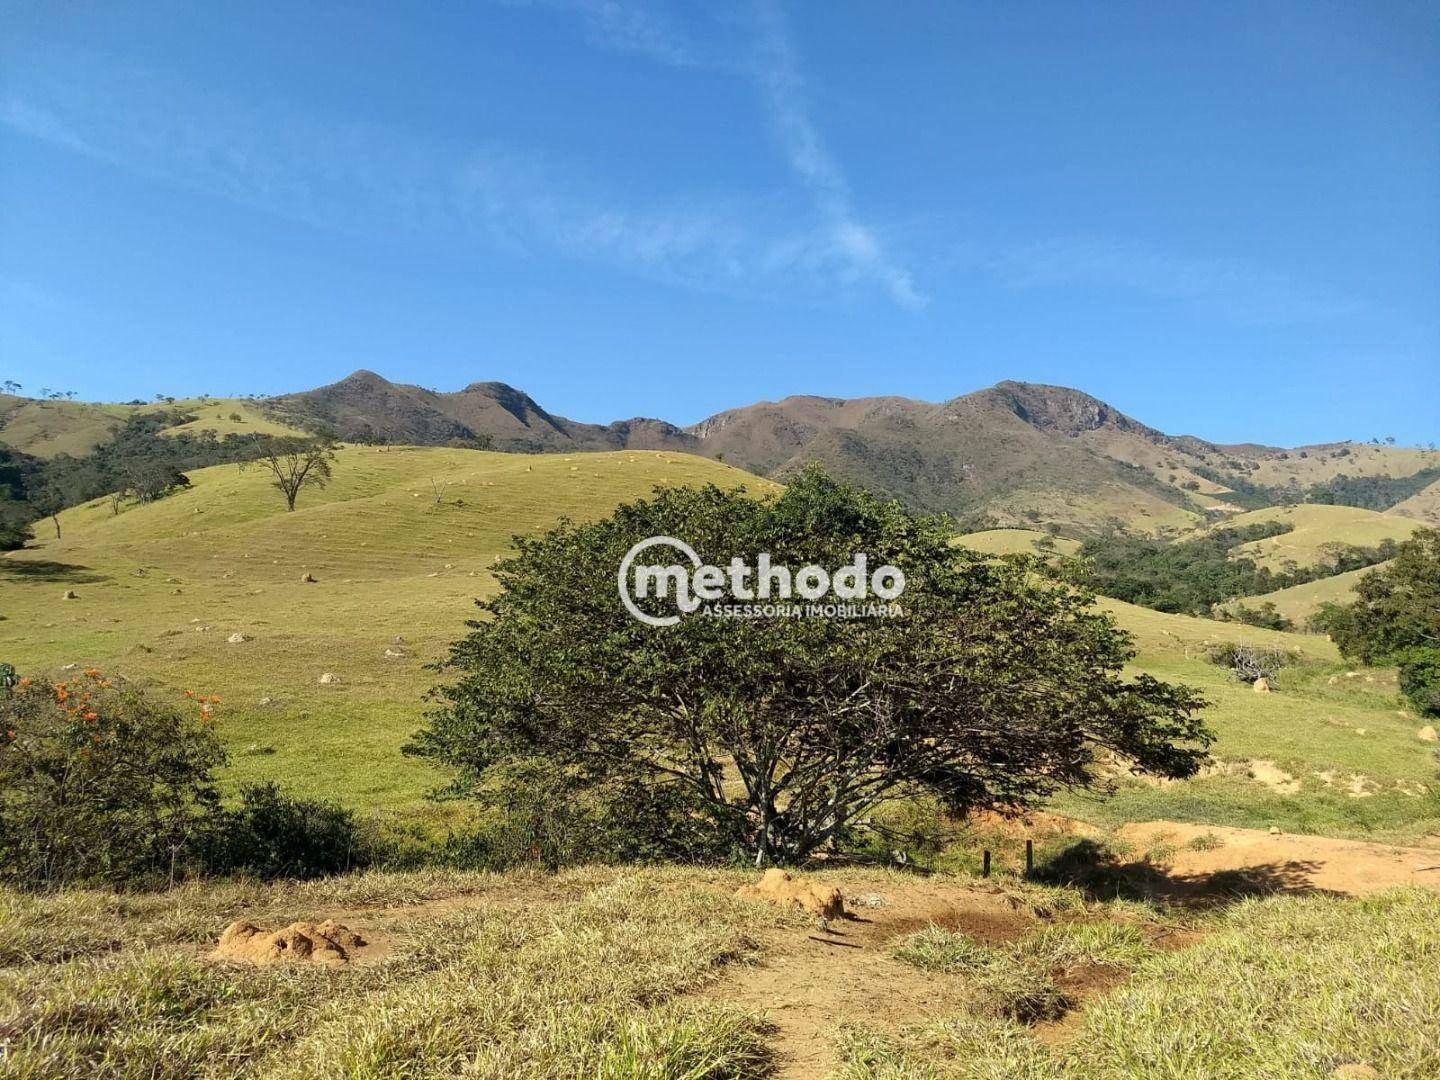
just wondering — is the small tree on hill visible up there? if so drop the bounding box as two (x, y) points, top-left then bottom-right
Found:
(248, 438), (337, 512)
(408, 470), (1211, 866)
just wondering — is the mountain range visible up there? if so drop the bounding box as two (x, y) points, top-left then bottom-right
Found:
(261, 371), (1440, 533)
(4, 370), (1438, 535)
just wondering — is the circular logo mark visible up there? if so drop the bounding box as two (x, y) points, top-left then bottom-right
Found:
(618, 535), (703, 627)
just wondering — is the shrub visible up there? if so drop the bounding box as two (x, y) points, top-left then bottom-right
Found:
(1396, 647), (1440, 719)
(437, 760), (740, 871)
(202, 781), (371, 879)
(1228, 601), (1294, 631)
(1205, 643), (1291, 683)
(0, 673), (226, 888)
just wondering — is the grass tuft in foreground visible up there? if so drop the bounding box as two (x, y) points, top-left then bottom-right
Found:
(854, 886), (1440, 1079)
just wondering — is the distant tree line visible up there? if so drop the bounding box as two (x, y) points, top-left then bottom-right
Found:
(1076, 522), (1398, 618)
(1304, 467), (1440, 512)
(0, 410), (326, 550)
(1188, 463), (1440, 514)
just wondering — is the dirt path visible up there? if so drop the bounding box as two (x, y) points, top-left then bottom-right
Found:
(1118, 821), (1440, 898)
(706, 879), (1039, 1079)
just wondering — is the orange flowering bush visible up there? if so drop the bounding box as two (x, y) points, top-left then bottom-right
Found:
(0, 671), (227, 888)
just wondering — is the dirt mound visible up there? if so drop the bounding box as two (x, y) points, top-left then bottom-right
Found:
(736, 869), (845, 920)
(214, 919), (366, 967)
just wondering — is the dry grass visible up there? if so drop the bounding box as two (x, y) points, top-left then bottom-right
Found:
(844, 887), (1440, 1079)
(0, 868), (796, 1079)
(4, 868), (1438, 1077)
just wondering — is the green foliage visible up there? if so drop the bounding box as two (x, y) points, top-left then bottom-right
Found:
(436, 759), (740, 871)
(1396, 648), (1440, 719)
(0, 674), (226, 888)
(1079, 521), (1393, 616)
(1313, 529), (1440, 667)
(1190, 462), (1440, 513)
(1307, 466), (1440, 511)
(410, 469), (1210, 865)
(202, 781), (371, 880)
(1228, 599), (1295, 631)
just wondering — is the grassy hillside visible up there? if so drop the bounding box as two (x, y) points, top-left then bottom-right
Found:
(0, 394), (308, 457)
(1206, 504), (1422, 570)
(150, 398), (309, 440)
(0, 446), (777, 816)
(1393, 476), (1440, 523)
(3, 448), (1431, 843)
(0, 395), (129, 457)
(957, 529), (1083, 556)
(1220, 564), (1382, 626)
(1051, 597), (1440, 842)
(1244, 442), (1440, 487)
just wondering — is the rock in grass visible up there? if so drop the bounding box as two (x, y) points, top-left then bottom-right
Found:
(318, 672), (341, 685)
(227, 632), (250, 644)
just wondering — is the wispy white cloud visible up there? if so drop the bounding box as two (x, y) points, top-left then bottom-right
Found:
(0, 62), (883, 304)
(498, 0), (692, 66)
(748, 0), (927, 309)
(0, 97), (92, 155)
(986, 236), (1358, 324)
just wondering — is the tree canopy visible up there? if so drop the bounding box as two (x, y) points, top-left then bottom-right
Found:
(1313, 528), (1440, 717)
(408, 470), (1211, 865)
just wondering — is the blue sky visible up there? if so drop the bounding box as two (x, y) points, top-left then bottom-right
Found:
(2, 0), (1436, 445)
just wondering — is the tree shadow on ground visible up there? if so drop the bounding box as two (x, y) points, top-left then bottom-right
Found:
(1038, 839), (1341, 911)
(0, 559), (108, 585)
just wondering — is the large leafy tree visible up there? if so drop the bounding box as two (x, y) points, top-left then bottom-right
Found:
(408, 471), (1210, 865)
